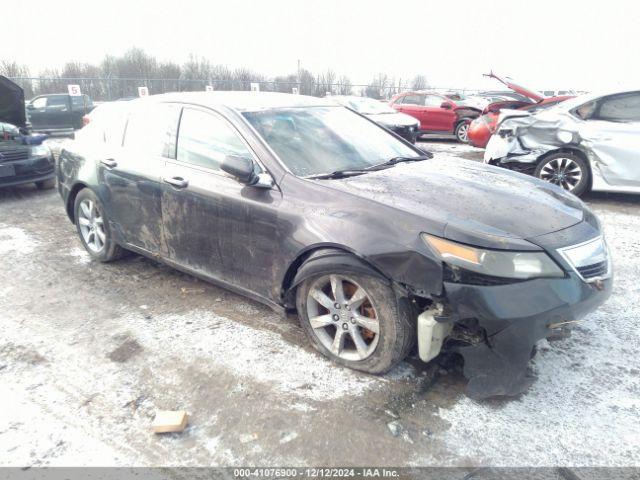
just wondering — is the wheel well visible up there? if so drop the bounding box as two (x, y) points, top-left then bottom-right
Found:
(66, 183), (88, 222)
(280, 246), (386, 309)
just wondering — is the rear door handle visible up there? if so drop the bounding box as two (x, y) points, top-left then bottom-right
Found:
(163, 176), (189, 189)
(100, 158), (118, 168)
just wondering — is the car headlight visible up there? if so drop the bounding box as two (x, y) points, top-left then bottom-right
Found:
(30, 145), (51, 157)
(422, 234), (564, 280)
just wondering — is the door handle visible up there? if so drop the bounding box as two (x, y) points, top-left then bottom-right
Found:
(100, 158), (118, 168)
(163, 176), (189, 188)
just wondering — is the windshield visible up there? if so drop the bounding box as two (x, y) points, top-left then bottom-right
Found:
(337, 97), (396, 115)
(243, 106), (421, 177)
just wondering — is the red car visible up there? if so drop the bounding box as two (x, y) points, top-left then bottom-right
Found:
(389, 92), (481, 143)
(468, 73), (573, 148)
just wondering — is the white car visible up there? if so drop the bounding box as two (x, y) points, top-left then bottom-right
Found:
(484, 89), (640, 196)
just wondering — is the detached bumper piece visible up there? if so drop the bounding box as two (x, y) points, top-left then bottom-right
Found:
(440, 273), (612, 400)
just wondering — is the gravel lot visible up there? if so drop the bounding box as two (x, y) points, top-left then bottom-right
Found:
(1, 139), (638, 467)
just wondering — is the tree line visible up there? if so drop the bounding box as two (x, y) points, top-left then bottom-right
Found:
(0, 48), (430, 101)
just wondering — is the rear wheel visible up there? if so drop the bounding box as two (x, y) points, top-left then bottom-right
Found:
(455, 121), (470, 143)
(74, 188), (125, 262)
(534, 152), (590, 196)
(296, 270), (414, 374)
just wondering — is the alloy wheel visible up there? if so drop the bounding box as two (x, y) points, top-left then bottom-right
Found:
(539, 157), (583, 191)
(457, 123), (469, 142)
(78, 199), (106, 253)
(306, 275), (380, 361)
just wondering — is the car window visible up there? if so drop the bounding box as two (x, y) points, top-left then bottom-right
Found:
(31, 97), (47, 109)
(595, 92), (640, 122)
(402, 95), (424, 106)
(124, 103), (181, 157)
(243, 106), (421, 177)
(71, 96), (89, 111)
(47, 96), (68, 109)
(177, 108), (252, 171)
(424, 95), (443, 107)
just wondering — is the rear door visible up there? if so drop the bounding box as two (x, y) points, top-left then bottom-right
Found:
(26, 96), (48, 129)
(579, 92), (640, 187)
(161, 106), (281, 297)
(42, 95), (73, 129)
(100, 102), (180, 254)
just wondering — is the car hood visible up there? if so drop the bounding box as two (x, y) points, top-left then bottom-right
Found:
(320, 158), (586, 250)
(365, 112), (419, 127)
(0, 76), (26, 128)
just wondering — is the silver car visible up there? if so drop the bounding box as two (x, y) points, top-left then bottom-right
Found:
(484, 89), (640, 196)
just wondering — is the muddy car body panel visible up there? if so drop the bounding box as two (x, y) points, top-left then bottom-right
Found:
(57, 92), (612, 399)
(485, 90), (640, 194)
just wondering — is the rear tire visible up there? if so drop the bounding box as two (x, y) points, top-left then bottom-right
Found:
(35, 178), (55, 190)
(534, 152), (590, 197)
(73, 188), (125, 262)
(296, 269), (414, 374)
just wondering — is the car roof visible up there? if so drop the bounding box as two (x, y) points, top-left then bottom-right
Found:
(147, 91), (335, 112)
(552, 88), (640, 111)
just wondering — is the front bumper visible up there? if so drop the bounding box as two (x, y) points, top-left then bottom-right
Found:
(442, 272), (612, 399)
(0, 154), (55, 187)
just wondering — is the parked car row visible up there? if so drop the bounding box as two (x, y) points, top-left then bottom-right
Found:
(52, 91), (613, 400)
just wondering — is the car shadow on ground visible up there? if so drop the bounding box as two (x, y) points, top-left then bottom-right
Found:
(0, 184), (56, 203)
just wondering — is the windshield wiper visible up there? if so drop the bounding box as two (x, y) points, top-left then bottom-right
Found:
(306, 169), (371, 180)
(306, 155), (432, 180)
(365, 154), (432, 171)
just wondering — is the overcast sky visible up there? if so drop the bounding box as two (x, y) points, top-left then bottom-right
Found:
(4, 0), (640, 92)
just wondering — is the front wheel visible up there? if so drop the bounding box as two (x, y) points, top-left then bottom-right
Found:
(534, 152), (590, 196)
(296, 271), (414, 374)
(455, 121), (470, 143)
(74, 188), (125, 262)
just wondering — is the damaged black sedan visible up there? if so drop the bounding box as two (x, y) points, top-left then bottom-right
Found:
(56, 92), (612, 399)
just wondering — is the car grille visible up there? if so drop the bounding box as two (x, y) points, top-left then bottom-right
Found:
(577, 261), (608, 280)
(558, 236), (611, 282)
(0, 149), (30, 162)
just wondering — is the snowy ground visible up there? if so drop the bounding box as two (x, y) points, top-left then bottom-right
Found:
(0, 139), (638, 467)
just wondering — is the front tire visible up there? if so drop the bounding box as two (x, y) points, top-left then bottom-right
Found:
(534, 152), (590, 196)
(296, 271), (414, 374)
(455, 121), (470, 143)
(73, 188), (125, 262)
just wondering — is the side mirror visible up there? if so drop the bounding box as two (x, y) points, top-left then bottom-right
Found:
(221, 155), (256, 184)
(440, 102), (453, 110)
(26, 104), (35, 110)
(221, 155), (274, 188)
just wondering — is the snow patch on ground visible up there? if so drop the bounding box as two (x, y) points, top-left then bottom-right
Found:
(125, 310), (379, 402)
(67, 246), (92, 265)
(0, 224), (38, 256)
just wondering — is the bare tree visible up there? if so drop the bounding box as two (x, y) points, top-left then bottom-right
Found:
(411, 74), (429, 91)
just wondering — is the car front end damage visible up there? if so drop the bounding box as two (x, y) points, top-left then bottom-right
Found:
(411, 228), (612, 400)
(483, 110), (572, 171)
(0, 124), (54, 188)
